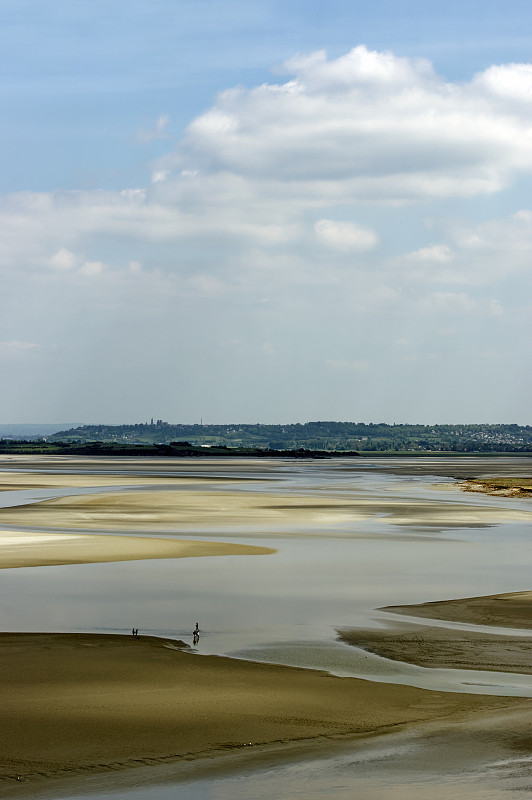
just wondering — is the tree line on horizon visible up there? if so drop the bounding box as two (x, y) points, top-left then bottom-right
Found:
(45, 421), (532, 453)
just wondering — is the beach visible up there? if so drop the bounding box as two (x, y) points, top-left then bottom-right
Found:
(0, 632), (525, 795)
(1, 455), (532, 797)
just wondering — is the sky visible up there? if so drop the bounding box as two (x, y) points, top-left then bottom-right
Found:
(1, 0), (531, 425)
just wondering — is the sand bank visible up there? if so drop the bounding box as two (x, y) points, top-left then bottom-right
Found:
(1, 487), (530, 534)
(0, 455), (279, 480)
(0, 633), (523, 793)
(383, 590), (532, 629)
(339, 621), (532, 673)
(0, 530), (275, 569)
(339, 589), (532, 673)
(0, 469), (256, 492)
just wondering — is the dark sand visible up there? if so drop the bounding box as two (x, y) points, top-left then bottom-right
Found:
(339, 590), (532, 673)
(383, 590), (532, 629)
(0, 633), (523, 794)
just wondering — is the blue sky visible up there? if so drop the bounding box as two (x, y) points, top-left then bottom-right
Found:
(1, 1), (531, 423)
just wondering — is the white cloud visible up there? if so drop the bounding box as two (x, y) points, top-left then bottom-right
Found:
(418, 291), (476, 314)
(474, 63), (532, 103)
(0, 341), (38, 357)
(408, 244), (454, 263)
(314, 219), (378, 252)
(136, 114), (170, 144)
(79, 260), (105, 276)
(49, 248), (79, 270)
(156, 45), (532, 204)
(489, 299), (504, 316)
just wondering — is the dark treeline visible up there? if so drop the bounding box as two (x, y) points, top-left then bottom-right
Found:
(44, 421), (532, 453)
(0, 440), (359, 459)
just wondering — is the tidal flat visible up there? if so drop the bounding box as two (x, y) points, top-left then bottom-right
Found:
(1, 455), (532, 798)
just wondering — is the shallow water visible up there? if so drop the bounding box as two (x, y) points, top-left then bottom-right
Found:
(49, 720), (532, 800)
(2, 456), (532, 798)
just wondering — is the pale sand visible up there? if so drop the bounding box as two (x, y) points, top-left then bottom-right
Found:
(0, 469), (253, 492)
(1, 487), (530, 533)
(0, 529), (275, 569)
(383, 590), (532, 629)
(0, 633), (523, 791)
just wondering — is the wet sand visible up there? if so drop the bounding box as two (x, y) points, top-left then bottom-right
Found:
(0, 530), (275, 569)
(339, 589), (532, 674)
(383, 590), (532, 629)
(339, 621), (532, 673)
(2, 456), (532, 797)
(0, 632), (523, 794)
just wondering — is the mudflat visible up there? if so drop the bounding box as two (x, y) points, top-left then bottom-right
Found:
(0, 632), (524, 793)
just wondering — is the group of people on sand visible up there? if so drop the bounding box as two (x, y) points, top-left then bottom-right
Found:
(131, 624), (200, 643)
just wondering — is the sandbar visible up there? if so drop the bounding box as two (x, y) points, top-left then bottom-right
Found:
(0, 530), (275, 569)
(383, 590), (532, 629)
(339, 589), (532, 673)
(1, 487), (530, 534)
(0, 632), (524, 794)
(339, 621), (532, 673)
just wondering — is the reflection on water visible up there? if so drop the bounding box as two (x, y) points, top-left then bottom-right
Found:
(2, 457), (532, 798)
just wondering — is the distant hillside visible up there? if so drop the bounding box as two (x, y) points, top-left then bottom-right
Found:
(0, 423), (85, 440)
(48, 421), (532, 453)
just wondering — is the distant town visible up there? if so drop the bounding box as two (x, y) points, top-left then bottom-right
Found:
(1, 420), (530, 454)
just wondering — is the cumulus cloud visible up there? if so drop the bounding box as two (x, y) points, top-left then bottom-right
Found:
(157, 45), (532, 204)
(314, 219), (378, 252)
(1, 46), (532, 319)
(49, 248), (79, 270)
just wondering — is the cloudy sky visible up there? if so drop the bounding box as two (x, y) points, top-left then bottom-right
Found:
(2, 0), (531, 425)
